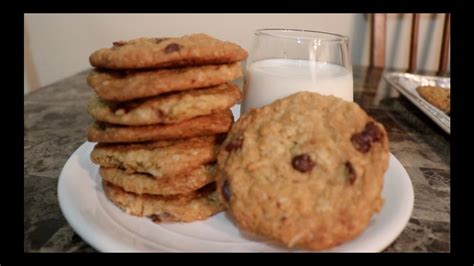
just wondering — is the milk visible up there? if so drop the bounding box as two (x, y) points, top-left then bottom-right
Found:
(241, 59), (353, 114)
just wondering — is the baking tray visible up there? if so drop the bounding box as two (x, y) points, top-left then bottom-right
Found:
(384, 72), (450, 134)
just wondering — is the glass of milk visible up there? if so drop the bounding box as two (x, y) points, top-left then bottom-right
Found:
(241, 29), (353, 115)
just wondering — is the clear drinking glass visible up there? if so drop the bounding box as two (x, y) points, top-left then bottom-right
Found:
(241, 29), (353, 115)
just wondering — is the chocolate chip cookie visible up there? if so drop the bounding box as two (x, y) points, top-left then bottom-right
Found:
(103, 181), (224, 223)
(91, 136), (219, 178)
(99, 164), (216, 195)
(217, 92), (389, 250)
(87, 110), (233, 143)
(87, 62), (242, 101)
(89, 34), (248, 70)
(88, 83), (241, 126)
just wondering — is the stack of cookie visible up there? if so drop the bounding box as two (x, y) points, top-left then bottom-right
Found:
(85, 34), (248, 223)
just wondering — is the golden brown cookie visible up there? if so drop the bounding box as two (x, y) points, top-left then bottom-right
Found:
(87, 62), (243, 101)
(89, 34), (248, 70)
(416, 86), (450, 114)
(103, 181), (224, 223)
(91, 136), (219, 178)
(217, 92), (389, 251)
(88, 83), (241, 126)
(87, 110), (233, 143)
(99, 164), (216, 195)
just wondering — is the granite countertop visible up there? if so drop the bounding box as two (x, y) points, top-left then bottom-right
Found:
(24, 66), (450, 252)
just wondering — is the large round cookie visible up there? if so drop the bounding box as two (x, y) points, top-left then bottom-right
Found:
(88, 62), (242, 101)
(217, 92), (389, 251)
(99, 164), (216, 195)
(87, 110), (233, 143)
(91, 136), (218, 178)
(89, 34), (248, 70)
(88, 83), (241, 126)
(103, 181), (224, 223)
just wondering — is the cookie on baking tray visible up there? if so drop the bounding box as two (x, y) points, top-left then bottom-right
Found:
(416, 86), (450, 114)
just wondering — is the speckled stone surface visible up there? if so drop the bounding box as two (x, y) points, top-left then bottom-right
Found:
(24, 66), (450, 252)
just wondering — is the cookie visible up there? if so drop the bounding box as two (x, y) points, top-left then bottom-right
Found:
(103, 181), (224, 223)
(99, 164), (216, 195)
(88, 83), (241, 126)
(416, 86), (450, 114)
(91, 136), (219, 178)
(89, 34), (248, 70)
(87, 62), (243, 102)
(217, 92), (389, 250)
(87, 110), (233, 143)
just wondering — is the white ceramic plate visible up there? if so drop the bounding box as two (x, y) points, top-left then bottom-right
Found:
(58, 105), (414, 252)
(384, 72), (450, 134)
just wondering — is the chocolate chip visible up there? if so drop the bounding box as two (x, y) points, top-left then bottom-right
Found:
(148, 212), (173, 223)
(148, 214), (160, 222)
(109, 99), (143, 114)
(154, 37), (169, 44)
(112, 41), (127, 47)
(196, 182), (216, 196)
(155, 109), (164, 119)
(292, 154), (315, 173)
(351, 132), (372, 153)
(351, 121), (383, 153)
(164, 43), (182, 53)
(345, 161), (356, 185)
(215, 133), (228, 145)
(110, 71), (128, 78)
(222, 180), (231, 202)
(364, 122), (383, 142)
(225, 135), (244, 152)
(97, 122), (107, 131)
